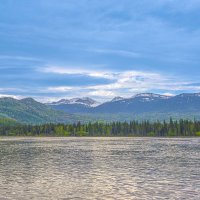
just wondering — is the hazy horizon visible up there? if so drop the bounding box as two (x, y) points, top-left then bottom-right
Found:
(1, 92), (200, 104)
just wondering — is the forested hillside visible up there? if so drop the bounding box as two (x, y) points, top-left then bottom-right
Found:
(0, 97), (78, 124)
(0, 118), (19, 126)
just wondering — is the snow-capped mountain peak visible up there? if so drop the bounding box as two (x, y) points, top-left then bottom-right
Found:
(132, 93), (170, 102)
(178, 93), (200, 98)
(48, 97), (100, 107)
(69, 97), (100, 107)
(111, 97), (124, 102)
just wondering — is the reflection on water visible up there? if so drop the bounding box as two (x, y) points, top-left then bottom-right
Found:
(0, 137), (199, 200)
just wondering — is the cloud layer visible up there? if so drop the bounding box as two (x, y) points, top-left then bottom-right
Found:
(0, 0), (200, 102)
(35, 66), (200, 101)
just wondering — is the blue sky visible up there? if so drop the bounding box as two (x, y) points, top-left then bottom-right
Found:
(1, 0), (200, 102)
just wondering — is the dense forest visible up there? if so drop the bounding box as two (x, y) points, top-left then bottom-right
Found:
(0, 118), (200, 137)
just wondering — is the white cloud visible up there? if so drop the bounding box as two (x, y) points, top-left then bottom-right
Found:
(40, 66), (115, 80)
(38, 66), (200, 101)
(47, 86), (73, 92)
(2, 66), (200, 102)
(36, 66), (175, 100)
(0, 94), (21, 99)
(0, 87), (26, 92)
(90, 49), (140, 58)
(88, 90), (115, 97)
(0, 55), (40, 61)
(162, 92), (175, 96)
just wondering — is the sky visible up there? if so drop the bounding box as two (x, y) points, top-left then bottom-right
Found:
(0, 0), (200, 102)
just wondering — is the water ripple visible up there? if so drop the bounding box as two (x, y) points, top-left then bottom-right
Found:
(0, 137), (199, 199)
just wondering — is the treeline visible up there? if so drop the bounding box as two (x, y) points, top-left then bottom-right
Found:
(0, 119), (200, 137)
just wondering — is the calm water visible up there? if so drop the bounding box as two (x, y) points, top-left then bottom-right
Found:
(0, 137), (199, 200)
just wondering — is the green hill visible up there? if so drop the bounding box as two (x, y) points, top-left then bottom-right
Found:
(0, 117), (20, 126)
(0, 97), (78, 124)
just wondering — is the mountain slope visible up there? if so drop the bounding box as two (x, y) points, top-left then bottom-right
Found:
(49, 93), (200, 114)
(92, 93), (200, 113)
(2, 93), (200, 125)
(0, 97), (77, 124)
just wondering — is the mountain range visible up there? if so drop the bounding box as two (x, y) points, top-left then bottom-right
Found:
(48, 93), (200, 114)
(1, 93), (200, 124)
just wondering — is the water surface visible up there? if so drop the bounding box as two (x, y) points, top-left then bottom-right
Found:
(0, 137), (199, 199)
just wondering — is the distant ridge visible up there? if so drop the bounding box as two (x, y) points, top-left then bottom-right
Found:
(1, 93), (200, 124)
(47, 92), (200, 114)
